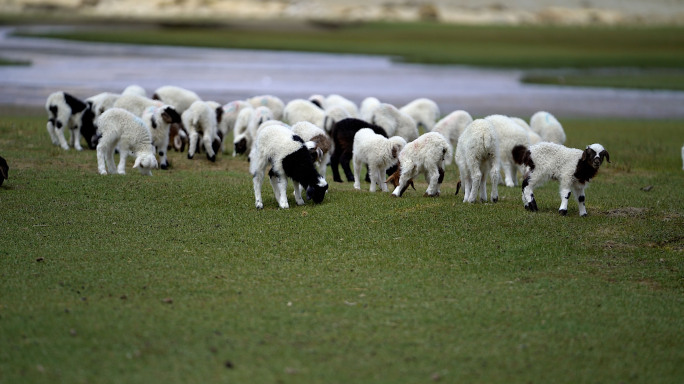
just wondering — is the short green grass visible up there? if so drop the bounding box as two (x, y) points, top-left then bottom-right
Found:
(11, 21), (684, 90)
(0, 113), (683, 383)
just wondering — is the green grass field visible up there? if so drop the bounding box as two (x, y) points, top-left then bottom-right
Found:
(9, 21), (684, 90)
(1, 113), (683, 383)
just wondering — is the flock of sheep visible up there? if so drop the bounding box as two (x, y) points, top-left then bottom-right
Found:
(44, 85), (611, 216)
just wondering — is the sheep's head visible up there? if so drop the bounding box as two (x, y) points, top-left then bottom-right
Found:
(385, 162), (415, 195)
(234, 137), (247, 155)
(133, 153), (158, 176)
(306, 177), (329, 204)
(161, 106), (182, 125)
(79, 106), (98, 150)
(583, 143), (610, 169)
(169, 123), (188, 152)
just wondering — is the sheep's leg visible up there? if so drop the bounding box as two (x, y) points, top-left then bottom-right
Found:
(352, 156), (362, 190)
(340, 152), (355, 182)
(368, 167), (378, 192)
(274, 176), (290, 209)
(522, 172), (538, 211)
(468, 168), (482, 203)
(187, 131), (199, 159)
(292, 181), (306, 206)
(573, 185), (588, 217)
(252, 169), (265, 210)
(106, 143), (117, 174)
(502, 161), (515, 187)
(46, 120), (60, 146)
(96, 144), (108, 175)
(117, 146), (128, 175)
(330, 150), (344, 182)
(55, 122), (70, 150)
(203, 132), (216, 162)
(71, 127), (83, 151)
(377, 167), (389, 192)
(489, 162), (499, 203)
(424, 167), (442, 197)
(558, 187), (572, 216)
(462, 175), (471, 203)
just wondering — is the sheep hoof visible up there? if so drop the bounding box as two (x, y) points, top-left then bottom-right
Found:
(333, 178), (343, 183)
(187, 154), (194, 159)
(492, 197), (499, 203)
(581, 213), (588, 217)
(559, 209), (568, 216)
(207, 154), (216, 162)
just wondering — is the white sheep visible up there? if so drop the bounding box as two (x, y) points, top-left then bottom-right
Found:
(399, 98), (440, 132)
(530, 111), (566, 144)
(218, 100), (252, 150)
(152, 85), (202, 114)
(86, 92), (120, 117)
(113, 94), (164, 117)
(386, 132), (451, 197)
(45, 91), (98, 151)
(510, 117), (543, 145)
(283, 99), (326, 128)
(183, 100), (221, 162)
(371, 103), (419, 142)
(96, 108), (158, 176)
(360, 96), (381, 122)
(353, 128), (407, 192)
(455, 119), (500, 203)
(513, 142), (610, 216)
(233, 106), (275, 158)
(432, 110), (473, 165)
(291, 121), (332, 179)
(250, 124), (328, 209)
(141, 105), (182, 170)
(309, 94), (359, 118)
(122, 84), (147, 97)
(485, 114), (530, 187)
(247, 95), (285, 120)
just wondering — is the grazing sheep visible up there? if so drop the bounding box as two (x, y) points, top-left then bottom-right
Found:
(283, 98), (326, 128)
(322, 106), (351, 134)
(432, 110), (473, 165)
(513, 142), (610, 216)
(250, 124), (328, 209)
(309, 94), (359, 118)
(510, 117), (543, 147)
(0, 155), (8, 187)
(454, 119), (500, 203)
(142, 105), (182, 170)
(530, 111), (566, 144)
(400, 98), (440, 132)
(247, 95), (285, 120)
(485, 115), (530, 187)
(218, 100), (252, 153)
(96, 108), (158, 176)
(152, 85), (201, 114)
(113, 94), (164, 117)
(86, 92), (120, 118)
(292, 121), (332, 179)
(353, 128), (407, 192)
(45, 91), (97, 150)
(233, 106), (275, 158)
(122, 84), (147, 97)
(360, 96), (381, 122)
(371, 103), (419, 142)
(387, 132), (451, 197)
(330, 118), (388, 183)
(183, 100), (222, 162)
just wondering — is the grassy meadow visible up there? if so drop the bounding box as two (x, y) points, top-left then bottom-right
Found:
(0, 112), (683, 383)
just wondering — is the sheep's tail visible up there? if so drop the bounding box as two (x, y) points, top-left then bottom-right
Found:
(512, 145), (531, 166)
(454, 180), (461, 196)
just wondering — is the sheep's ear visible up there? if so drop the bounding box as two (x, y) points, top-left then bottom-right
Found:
(316, 147), (323, 162)
(161, 111), (172, 124)
(600, 150), (610, 163)
(582, 146), (592, 162)
(215, 107), (224, 123)
(133, 157), (141, 169)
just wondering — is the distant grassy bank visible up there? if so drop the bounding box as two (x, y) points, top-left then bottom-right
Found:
(10, 20), (684, 90)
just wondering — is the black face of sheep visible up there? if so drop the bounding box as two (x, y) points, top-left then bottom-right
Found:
(80, 107), (98, 149)
(583, 145), (610, 169)
(0, 156), (8, 187)
(234, 138), (247, 155)
(306, 183), (328, 204)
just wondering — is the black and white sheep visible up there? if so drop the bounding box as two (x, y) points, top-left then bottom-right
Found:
(329, 118), (388, 183)
(399, 98), (440, 132)
(386, 132), (451, 198)
(513, 142), (610, 216)
(45, 92), (98, 150)
(530, 111), (566, 145)
(250, 124), (328, 209)
(454, 118), (500, 203)
(352, 128), (407, 192)
(95, 108), (158, 176)
(182, 100), (222, 162)
(142, 105), (182, 169)
(291, 121), (332, 179)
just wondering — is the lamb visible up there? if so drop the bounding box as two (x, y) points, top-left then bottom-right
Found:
(513, 142), (610, 216)
(45, 91), (98, 150)
(152, 85), (201, 114)
(182, 100), (222, 162)
(247, 95), (285, 120)
(309, 94), (359, 118)
(283, 99), (326, 128)
(86, 92), (120, 118)
(113, 94), (164, 117)
(432, 110), (473, 164)
(530, 111), (566, 144)
(122, 84), (147, 97)
(386, 132), (451, 198)
(233, 106), (275, 158)
(353, 128), (407, 192)
(485, 114), (530, 187)
(399, 98), (440, 132)
(454, 119), (500, 203)
(95, 108), (158, 176)
(371, 103), (419, 142)
(291, 121), (332, 179)
(141, 105), (182, 169)
(250, 124), (328, 209)
(360, 97), (381, 122)
(0, 155), (8, 187)
(330, 118), (388, 183)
